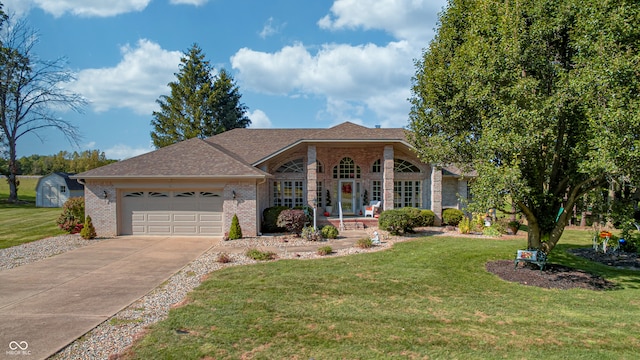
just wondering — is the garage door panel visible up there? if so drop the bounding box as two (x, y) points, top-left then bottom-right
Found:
(174, 213), (198, 222)
(121, 190), (223, 236)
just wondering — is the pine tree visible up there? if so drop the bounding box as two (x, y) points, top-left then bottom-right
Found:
(80, 215), (97, 240)
(150, 44), (250, 148)
(228, 214), (242, 240)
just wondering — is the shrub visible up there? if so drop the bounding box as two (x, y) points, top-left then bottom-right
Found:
(80, 216), (97, 239)
(262, 206), (289, 233)
(356, 237), (373, 248)
(483, 223), (505, 237)
(442, 208), (465, 226)
(458, 216), (471, 234)
(378, 209), (412, 235)
(245, 248), (277, 261)
(56, 197), (85, 234)
(228, 214), (242, 240)
(217, 253), (232, 263)
(321, 225), (339, 239)
(301, 226), (323, 241)
(400, 207), (423, 230)
(418, 209), (436, 227)
(277, 209), (307, 235)
(317, 246), (333, 256)
(294, 205), (314, 222)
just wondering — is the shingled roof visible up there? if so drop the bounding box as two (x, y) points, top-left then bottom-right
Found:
(74, 137), (269, 179)
(206, 122), (410, 165)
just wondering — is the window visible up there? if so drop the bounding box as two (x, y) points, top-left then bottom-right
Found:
(393, 181), (422, 208)
(174, 191), (195, 198)
(333, 157), (361, 179)
(316, 181), (323, 208)
(59, 186), (66, 193)
(372, 180), (382, 202)
(317, 161), (324, 173)
(200, 192), (220, 197)
(149, 191), (169, 198)
(394, 159), (421, 173)
(276, 159), (304, 173)
(124, 191), (144, 198)
(372, 159), (381, 173)
(273, 181), (304, 207)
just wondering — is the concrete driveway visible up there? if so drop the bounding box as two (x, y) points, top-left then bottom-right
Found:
(0, 236), (217, 360)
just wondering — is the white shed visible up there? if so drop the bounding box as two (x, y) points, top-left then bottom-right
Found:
(35, 172), (84, 207)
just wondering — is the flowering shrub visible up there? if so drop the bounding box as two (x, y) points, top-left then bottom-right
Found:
(276, 209), (307, 235)
(56, 197), (85, 234)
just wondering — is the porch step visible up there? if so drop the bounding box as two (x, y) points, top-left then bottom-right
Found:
(317, 217), (379, 230)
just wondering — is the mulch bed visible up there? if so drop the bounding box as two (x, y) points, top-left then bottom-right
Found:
(486, 249), (639, 291)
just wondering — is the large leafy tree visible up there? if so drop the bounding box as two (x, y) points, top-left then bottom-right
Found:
(0, 10), (86, 202)
(151, 44), (250, 148)
(408, 0), (640, 253)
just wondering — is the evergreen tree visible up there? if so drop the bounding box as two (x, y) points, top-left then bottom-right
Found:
(150, 44), (250, 148)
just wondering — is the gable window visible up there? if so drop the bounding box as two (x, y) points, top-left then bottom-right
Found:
(394, 159), (420, 173)
(333, 157), (361, 179)
(394, 180), (422, 208)
(273, 180), (304, 207)
(372, 159), (381, 173)
(59, 186), (66, 193)
(276, 159), (304, 173)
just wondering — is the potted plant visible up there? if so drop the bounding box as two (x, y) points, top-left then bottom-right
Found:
(325, 189), (332, 214)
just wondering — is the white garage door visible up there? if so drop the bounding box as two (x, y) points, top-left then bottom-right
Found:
(120, 190), (223, 235)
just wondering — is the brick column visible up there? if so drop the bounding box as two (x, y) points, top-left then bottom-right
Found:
(431, 166), (442, 225)
(382, 145), (394, 210)
(307, 145), (317, 208)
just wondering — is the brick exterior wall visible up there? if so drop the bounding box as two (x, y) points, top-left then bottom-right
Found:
(224, 182), (258, 237)
(84, 181), (118, 237)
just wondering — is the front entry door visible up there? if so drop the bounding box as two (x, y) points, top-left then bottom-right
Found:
(339, 180), (355, 215)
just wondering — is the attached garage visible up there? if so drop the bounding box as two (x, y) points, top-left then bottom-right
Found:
(120, 190), (223, 235)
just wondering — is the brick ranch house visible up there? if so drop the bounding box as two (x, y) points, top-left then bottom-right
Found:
(73, 122), (470, 237)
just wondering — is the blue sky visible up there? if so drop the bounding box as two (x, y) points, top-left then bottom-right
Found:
(5, 0), (447, 159)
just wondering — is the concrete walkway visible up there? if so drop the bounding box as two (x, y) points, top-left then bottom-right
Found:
(0, 236), (217, 360)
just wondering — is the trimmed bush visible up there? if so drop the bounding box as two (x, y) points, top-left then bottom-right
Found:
(400, 207), (422, 229)
(80, 216), (97, 239)
(277, 209), (307, 235)
(356, 237), (373, 249)
(378, 209), (412, 235)
(228, 214), (242, 240)
(56, 197), (85, 234)
(245, 248), (277, 261)
(321, 224), (339, 239)
(418, 209), (436, 227)
(317, 246), (333, 256)
(262, 206), (289, 233)
(301, 226), (323, 241)
(442, 208), (465, 226)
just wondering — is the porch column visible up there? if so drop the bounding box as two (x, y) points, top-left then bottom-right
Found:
(382, 145), (394, 210)
(431, 166), (442, 225)
(307, 145), (317, 208)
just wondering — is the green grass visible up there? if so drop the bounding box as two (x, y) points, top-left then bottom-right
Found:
(126, 229), (640, 359)
(0, 176), (65, 249)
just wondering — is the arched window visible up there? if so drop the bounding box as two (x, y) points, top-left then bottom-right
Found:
(394, 159), (420, 173)
(276, 159), (304, 173)
(333, 157), (361, 179)
(371, 159), (381, 173)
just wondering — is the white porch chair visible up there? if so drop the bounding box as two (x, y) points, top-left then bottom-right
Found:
(364, 200), (381, 217)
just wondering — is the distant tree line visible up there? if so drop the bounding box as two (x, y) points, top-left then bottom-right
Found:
(0, 150), (116, 176)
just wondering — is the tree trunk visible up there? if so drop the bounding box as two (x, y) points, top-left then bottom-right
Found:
(526, 212), (566, 253)
(7, 144), (19, 203)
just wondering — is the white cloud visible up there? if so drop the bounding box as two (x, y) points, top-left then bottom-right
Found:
(104, 143), (154, 160)
(24, 0), (151, 17)
(247, 109), (272, 128)
(231, 40), (415, 128)
(259, 17), (285, 39)
(170, 0), (209, 5)
(318, 0), (446, 43)
(69, 39), (182, 115)
(1, 0), (35, 17)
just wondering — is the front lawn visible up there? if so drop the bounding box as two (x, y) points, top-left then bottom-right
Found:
(0, 176), (65, 249)
(125, 230), (640, 359)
